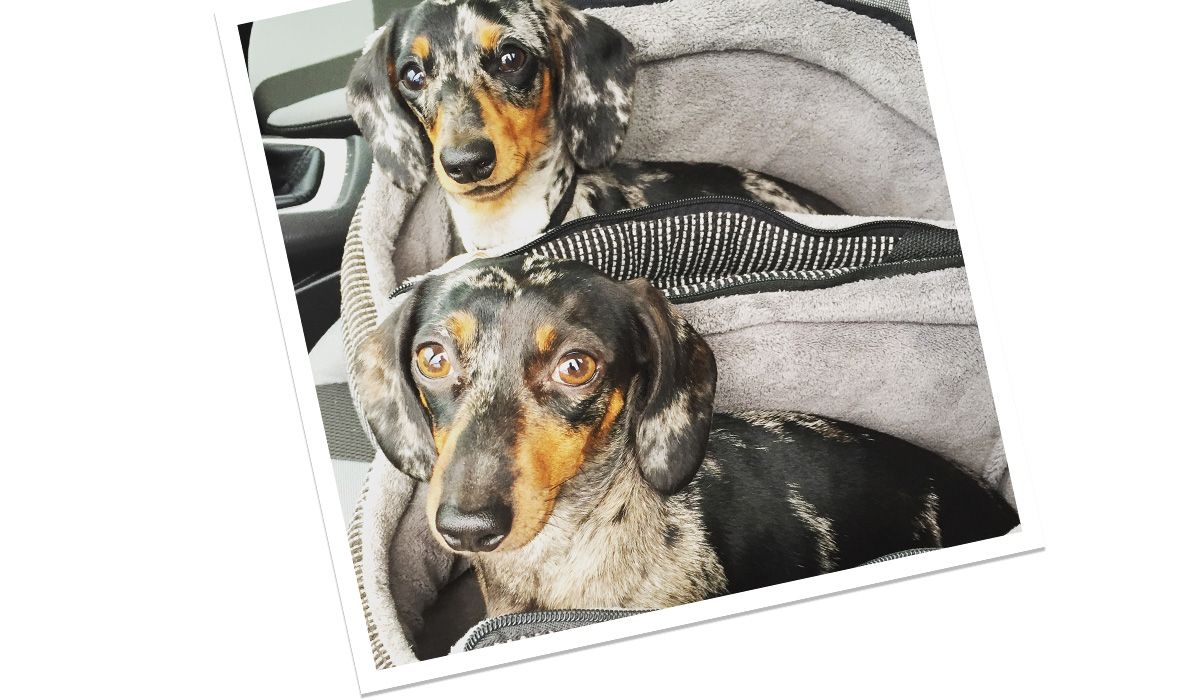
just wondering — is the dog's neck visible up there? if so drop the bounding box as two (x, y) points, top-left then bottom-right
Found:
(470, 447), (727, 616)
(444, 142), (576, 254)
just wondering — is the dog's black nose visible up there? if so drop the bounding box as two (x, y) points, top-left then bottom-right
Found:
(440, 139), (496, 184)
(435, 502), (512, 552)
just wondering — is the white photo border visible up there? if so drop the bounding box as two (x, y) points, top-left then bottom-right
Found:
(214, 0), (1044, 693)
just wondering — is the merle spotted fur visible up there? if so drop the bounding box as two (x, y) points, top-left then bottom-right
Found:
(346, 0), (843, 256)
(354, 257), (1018, 614)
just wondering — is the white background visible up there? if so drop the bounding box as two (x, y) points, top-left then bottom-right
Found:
(3, 0), (1197, 697)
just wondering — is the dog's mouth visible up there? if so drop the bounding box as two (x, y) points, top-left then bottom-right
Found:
(459, 175), (519, 202)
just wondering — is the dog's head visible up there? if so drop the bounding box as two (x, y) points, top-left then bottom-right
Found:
(346, 0), (635, 199)
(352, 257), (716, 554)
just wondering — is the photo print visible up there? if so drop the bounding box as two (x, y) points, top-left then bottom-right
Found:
(217, 0), (1041, 691)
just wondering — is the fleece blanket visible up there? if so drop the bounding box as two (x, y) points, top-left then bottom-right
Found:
(336, 0), (983, 669)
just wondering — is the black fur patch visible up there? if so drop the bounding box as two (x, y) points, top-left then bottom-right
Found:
(694, 413), (1018, 593)
(663, 523), (680, 547)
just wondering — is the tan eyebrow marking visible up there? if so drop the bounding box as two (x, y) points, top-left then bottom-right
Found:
(411, 35), (430, 60)
(479, 24), (503, 51)
(534, 324), (557, 353)
(444, 311), (478, 349)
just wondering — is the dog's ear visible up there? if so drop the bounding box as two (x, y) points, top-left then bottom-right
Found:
(351, 287), (436, 480)
(551, 4), (636, 170)
(626, 279), (717, 495)
(346, 12), (431, 193)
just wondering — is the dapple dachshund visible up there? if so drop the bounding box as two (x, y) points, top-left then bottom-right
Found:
(353, 257), (1019, 615)
(346, 0), (844, 258)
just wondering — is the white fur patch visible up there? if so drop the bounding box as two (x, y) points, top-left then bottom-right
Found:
(736, 410), (860, 443)
(785, 486), (839, 572)
(915, 490), (942, 546)
(708, 428), (750, 451)
(459, 265), (521, 295)
(445, 156), (566, 252)
(736, 411), (796, 443)
(741, 170), (822, 214)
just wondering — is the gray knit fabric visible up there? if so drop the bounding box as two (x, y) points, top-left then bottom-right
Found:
(853, 0), (912, 22)
(315, 383), (375, 462)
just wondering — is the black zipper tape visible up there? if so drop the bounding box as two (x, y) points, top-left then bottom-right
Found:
(509, 195), (951, 261)
(457, 608), (649, 652)
(816, 0), (915, 40)
(858, 548), (938, 566)
(388, 196), (958, 300)
(668, 255), (963, 303)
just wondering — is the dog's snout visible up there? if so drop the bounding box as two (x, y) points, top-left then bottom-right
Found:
(435, 501), (513, 552)
(440, 139), (496, 184)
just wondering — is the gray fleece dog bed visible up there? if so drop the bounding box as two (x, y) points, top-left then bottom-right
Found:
(337, 0), (1006, 668)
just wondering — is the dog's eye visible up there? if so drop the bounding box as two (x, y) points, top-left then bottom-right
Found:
(497, 45), (527, 73)
(415, 343), (452, 379)
(400, 62), (427, 90)
(553, 351), (598, 387)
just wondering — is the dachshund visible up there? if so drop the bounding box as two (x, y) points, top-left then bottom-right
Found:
(352, 256), (1019, 615)
(346, 0), (844, 259)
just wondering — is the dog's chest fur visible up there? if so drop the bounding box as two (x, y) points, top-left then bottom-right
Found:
(446, 159), (568, 253)
(472, 457), (727, 614)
